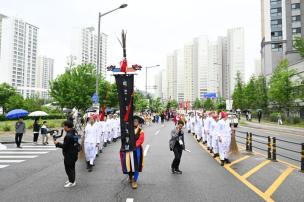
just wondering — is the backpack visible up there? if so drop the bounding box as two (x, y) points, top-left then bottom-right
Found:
(72, 130), (82, 152)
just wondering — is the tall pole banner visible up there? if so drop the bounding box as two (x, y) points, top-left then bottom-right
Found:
(115, 74), (135, 151)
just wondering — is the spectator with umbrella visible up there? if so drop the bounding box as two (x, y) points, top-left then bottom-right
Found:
(6, 109), (29, 148)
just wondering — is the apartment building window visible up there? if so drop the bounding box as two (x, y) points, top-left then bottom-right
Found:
(271, 31), (283, 40)
(292, 15), (301, 22)
(272, 43), (283, 51)
(271, 0), (281, 4)
(291, 3), (300, 9)
(271, 19), (282, 28)
(292, 27), (301, 35)
(271, 7), (282, 17)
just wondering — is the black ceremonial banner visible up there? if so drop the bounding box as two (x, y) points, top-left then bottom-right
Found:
(115, 74), (135, 152)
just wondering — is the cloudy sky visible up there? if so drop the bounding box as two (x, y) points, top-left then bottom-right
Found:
(0, 0), (261, 91)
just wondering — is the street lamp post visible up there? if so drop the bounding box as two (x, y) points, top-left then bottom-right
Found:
(96, 4), (128, 97)
(145, 65), (160, 95)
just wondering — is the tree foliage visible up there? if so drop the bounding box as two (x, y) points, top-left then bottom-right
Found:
(50, 64), (116, 111)
(232, 71), (245, 110)
(193, 98), (202, 109)
(203, 98), (214, 110)
(0, 83), (18, 112)
(268, 59), (296, 114)
(294, 36), (304, 58)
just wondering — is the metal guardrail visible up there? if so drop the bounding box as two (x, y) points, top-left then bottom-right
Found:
(235, 130), (304, 172)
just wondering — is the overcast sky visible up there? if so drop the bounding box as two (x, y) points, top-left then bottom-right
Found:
(0, 0), (261, 92)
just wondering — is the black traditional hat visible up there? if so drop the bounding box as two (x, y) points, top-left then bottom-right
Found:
(133, 115), (144, 124)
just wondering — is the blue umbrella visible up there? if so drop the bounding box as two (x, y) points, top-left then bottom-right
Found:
(6, 109), (29, 119)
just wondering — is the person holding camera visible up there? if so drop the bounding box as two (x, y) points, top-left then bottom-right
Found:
(54, 121), (78, 188)
(169, 121), (185, 174)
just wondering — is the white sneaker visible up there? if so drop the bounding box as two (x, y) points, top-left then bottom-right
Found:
(65, 181), (70, 184)
(64, 182), (76, 188)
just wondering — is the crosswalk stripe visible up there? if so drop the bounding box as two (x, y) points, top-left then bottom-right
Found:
(0, 160), (25, 163)
(0, 165), (9, 168)
(0, 155), (38, 158)
(0, 152), (48, 154)
(21, 146), (55, 148)
(5, 148), (57, 151)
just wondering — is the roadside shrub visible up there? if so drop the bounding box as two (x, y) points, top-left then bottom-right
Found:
(269, 113), (278, 122)
(286, 117), (301, 124)
(2, 123), (12, 131)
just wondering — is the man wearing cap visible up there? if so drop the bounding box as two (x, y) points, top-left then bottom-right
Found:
(218, 111), (231, 166)
(120, 115), (145, 189)
(84, 115), (100, 172)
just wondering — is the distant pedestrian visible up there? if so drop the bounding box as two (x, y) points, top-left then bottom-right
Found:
(169, 121), (185, 174)
(15, 118), (26, 148)
(257, 111), (262, 123)
(41, 121), (49, 145)
(277, 113), (283, 125)
(54, 121), (78, 188)
(33, 119), (41, 145)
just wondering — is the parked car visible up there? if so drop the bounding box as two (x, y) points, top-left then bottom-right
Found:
(228, 113), (239, 127)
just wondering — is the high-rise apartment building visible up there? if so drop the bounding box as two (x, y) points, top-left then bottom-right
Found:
(261, 0), (303, 76)
(166, 52), (177, 100)
(0, 14), (39, 98)
(36, 56), (54, 99)
(71, 27), (108, 77)
(226, 27), (245, 98)
(164, 28), (245, 103)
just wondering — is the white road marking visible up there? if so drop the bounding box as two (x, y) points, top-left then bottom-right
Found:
(144, 144), (150, 157)
(154, 130), (160, 136)
(0, 152), (48, 154)
(0, 160), (25, 163)
(126, 198), (134, 202)
(22, 145), (55, 148)
(5, 148), (57, 151)
(0, 165), (9, 169)
(0, 155), (38, 159)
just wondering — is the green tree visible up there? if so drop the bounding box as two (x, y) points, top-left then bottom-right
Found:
(50, 64), (105, 111)
(268, 59), (296, 116)
(0, 83), (18, 112)
(23, 96), (44, 112)
(6, 94), (24, 111)
(255, 75), (268, 110)
(294, 36), (304, 58)
(215, 97), (226, 110)
(134, 91), (149, 112)
(232, 71), (245, 110)
(150, 98), (163, 113)
(243, 76), (257, 109)
(193, 98), (202, 109)
(203, 98), (214, 110)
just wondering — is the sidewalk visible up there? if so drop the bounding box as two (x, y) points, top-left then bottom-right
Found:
(241, 119), (304, 136)
(0, 128), (61, 144)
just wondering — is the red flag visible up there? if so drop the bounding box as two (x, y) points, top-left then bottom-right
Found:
(100, 95), (108, 121)
(120, 58), (128, 72)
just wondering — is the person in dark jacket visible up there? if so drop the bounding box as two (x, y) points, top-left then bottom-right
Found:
(54, 121), (78, 188)
(169, 120), (185, 174)
(15, 118), (26, 148)
(33, 119), (40, 145)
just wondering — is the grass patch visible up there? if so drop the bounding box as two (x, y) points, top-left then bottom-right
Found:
(0, 119), (65, 132)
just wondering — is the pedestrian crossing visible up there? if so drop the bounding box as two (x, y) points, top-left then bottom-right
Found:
(0, 145), (58, 169)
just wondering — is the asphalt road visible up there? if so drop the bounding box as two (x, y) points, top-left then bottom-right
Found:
(0, 122), (264, 202)
(235, 122), (304, 168)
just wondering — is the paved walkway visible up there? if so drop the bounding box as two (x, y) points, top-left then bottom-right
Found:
(242, 120), (304, 136)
